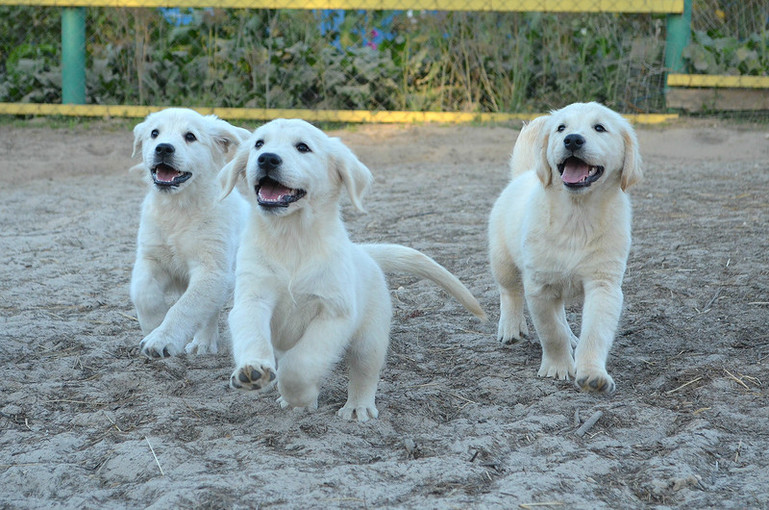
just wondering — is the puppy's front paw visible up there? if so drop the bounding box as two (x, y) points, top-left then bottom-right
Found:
(538, 353), (576, 380)
(575, 369), (615, 394)
(230, 363), (276, 392)
(337, 402), (378, 422)
(140, 331), (184, 359)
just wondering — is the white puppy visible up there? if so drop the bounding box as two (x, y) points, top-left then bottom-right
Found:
(130, 108), (250, 358)
(220, 118), (486, 422)
(488, 102), (642, 393)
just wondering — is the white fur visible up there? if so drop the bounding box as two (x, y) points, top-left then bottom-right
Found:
(220, 118), (486, 422)
(488, 102), (642, 393)
(130, 108), (249, 358)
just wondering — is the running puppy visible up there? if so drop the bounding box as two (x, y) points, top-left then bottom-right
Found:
(488, 102), (642, 393)
(130, 108), (249, 358)
(220, 118), (486, 422)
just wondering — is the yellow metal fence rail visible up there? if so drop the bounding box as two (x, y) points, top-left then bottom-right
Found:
(0, 102), (680, 123)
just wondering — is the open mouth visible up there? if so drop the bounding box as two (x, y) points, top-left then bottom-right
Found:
(558, 157), (604, 189)
(151, 164), (192, 188)
(256, 176), (306, 208)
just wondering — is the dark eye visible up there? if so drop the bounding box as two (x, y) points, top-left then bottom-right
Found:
(184, 132), (197, 142)
(296, 142), (311, 153)
(255, 140), (264, 149)
(594, 124), (606, 133)
(150, 129), (159, 139)
(557, 124), (566, 132)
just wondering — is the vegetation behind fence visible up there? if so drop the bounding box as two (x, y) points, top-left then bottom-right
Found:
(0, 0), (766, 117)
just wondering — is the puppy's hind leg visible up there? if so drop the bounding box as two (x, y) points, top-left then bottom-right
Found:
(490, 250), (529, 345)
(130, 258), (171, 336)
(337, 304), (391, 422)
(557, 306), (579, 350)
(276, 314), (358, 413)
(185, 312), (220, 355)
(526, 293), (575, 380)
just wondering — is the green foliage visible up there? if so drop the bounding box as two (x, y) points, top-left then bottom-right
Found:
(683, 30), (769, 76)
(1, 5), (763, 114)
(0, 6), (62, 102)
(2, 43), (60, 103)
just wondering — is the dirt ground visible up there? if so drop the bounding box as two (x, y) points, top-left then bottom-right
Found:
(1, 116), (767, 509)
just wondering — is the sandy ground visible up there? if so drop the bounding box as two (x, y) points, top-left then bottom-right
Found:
(1, 116), (768, 509)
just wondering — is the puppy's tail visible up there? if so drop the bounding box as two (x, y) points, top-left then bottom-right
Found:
(362, 243), (487, 321)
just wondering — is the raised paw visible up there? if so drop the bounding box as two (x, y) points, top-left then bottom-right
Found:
(140, 332), (184, 359)
(575, 369), (615, 394)
(230, 363), (276, 392)
(337, 403), (378, 422)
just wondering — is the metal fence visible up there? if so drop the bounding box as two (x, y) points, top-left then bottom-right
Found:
(0, 0), (765, 122)
(665, 0), (769, 113)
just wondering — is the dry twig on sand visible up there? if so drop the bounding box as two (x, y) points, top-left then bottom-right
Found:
(145, 436), (164, 476)
(575, 411), (603, 438)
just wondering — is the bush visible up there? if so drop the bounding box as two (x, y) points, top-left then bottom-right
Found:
(11, 6), (762, 113)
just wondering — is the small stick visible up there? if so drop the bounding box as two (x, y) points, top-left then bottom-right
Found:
(665, 376), (703, 395)
(182, 399), (202, 419)
(723, 368), (751, 390)
(704, 287), (722, 310)
(519, 502), (565, 508)
(145, 436), (164, 476)
(573, 409), (581, 428)
(103, 412), (125, 433)
(575, 411), (603, 437)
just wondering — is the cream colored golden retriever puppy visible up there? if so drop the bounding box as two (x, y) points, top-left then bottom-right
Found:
(488, 102), (642, 393)
(220, 118), (486, 421)
(130, 108), (250, 358)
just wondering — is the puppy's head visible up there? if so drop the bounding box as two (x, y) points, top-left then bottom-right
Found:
(535, 102), (642, 193)
(132, 108), (249, 194)
(220, 118), (373, 217)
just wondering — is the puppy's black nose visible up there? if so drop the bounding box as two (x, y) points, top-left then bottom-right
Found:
(155, 143), (175, 155)
(258, 152), (282, 171)
(564, 134), (585, 152)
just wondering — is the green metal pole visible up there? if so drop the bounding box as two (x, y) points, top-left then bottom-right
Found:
(62, 7), (86, 104)
(664, 0), (693, 73)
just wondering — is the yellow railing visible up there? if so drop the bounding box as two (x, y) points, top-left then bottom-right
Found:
(667, 74), (769, 89)
(0, 103), (680, 124)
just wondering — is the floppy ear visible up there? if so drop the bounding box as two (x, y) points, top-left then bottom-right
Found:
(219, 146), (250, 200)
(535, 126), (553, 187)
(620, 123), (643, 191)
(510, 115), (548, 182)
(329, 137), (373, 213)
(207, 116), (251, 157)
(131, 119), (147, 158)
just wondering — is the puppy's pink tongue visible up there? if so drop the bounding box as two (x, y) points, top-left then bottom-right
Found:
(561, 160), (590, 184)
(156, 167), (179, 182)
(259, 180), (292, 201)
